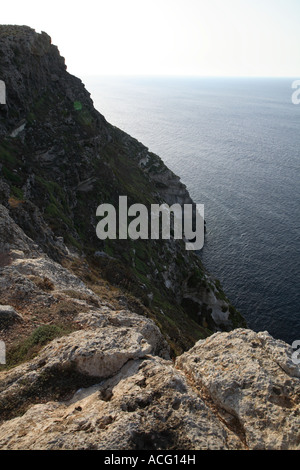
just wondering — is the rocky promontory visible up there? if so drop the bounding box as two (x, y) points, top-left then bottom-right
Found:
(0, 26), (299, 450)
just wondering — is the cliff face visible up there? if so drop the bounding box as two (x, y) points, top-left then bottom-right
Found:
(0, 26), (299, 450)
(0, 25), (246, 354)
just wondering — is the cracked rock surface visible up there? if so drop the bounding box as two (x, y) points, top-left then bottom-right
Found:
(0, 311), (299, 449)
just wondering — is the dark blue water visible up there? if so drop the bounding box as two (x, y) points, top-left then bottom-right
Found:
(84, 76), (300, 345)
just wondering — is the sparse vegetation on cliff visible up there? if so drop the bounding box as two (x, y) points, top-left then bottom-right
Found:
(2, 26), (297, 451)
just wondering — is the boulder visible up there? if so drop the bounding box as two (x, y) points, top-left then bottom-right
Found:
(176, 329), (300, 450)
(0, 305), (23, 329)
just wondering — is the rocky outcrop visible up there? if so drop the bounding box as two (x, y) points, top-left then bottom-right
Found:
(1, 25), (298, 451)
(0, 356), (244, 450)
(0, 305), (23, 328)
(0, 204), (39, 255)
(177, 329), (300, 450)
(0, 198), (299, 450)
(0, 324), (299, 449)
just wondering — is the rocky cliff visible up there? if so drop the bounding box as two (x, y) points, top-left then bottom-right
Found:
(0, 25), (246, 353)
(0, 26), (299, 450)
(0, 204), (299, 450)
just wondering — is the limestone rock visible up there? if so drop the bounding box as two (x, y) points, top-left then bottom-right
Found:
(0, 356), (244, 450)
(0, 204), (38, 256)
(75, 308), (170, 359)
(34, 327), (153, 378)
(0, 326), (299, 449)
(176, 329), (300, 450)
(0, 320), (166, 423)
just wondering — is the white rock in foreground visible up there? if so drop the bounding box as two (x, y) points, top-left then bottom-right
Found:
(176, 329), (300, 450)
(0, 327), (299, 450)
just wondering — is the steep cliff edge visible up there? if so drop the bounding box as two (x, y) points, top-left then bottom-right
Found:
(0, 25), (246, 354)
(0, 205), (299, 450)
(0, 26), (298, 450)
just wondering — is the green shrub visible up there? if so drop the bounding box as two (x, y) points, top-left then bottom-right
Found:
(2, 166), (21, 184)
(11, 185), (24, 200)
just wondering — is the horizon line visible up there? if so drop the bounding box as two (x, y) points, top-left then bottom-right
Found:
(79, 73), (299, 79)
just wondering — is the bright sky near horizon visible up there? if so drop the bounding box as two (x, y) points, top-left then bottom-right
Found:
(2, 0), (300, 77)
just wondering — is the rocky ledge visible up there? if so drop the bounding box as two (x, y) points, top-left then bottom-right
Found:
(0, 324), (299, 450)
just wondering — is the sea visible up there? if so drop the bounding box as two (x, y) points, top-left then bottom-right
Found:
(83, 76), (300, 345)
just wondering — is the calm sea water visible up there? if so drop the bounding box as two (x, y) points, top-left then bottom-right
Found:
(83, 76), (300, 345)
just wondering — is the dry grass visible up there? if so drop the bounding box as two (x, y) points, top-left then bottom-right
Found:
(8, 197), (24, 209)
(30, 276), (55, 291)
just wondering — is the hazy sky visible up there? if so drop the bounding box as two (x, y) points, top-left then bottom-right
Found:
(2, 0), (300, 77)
